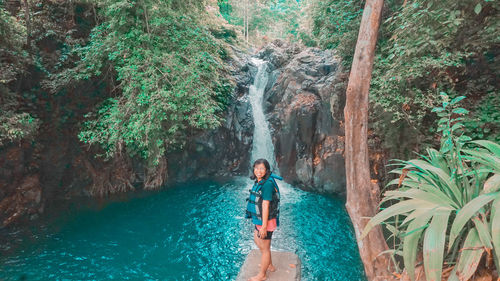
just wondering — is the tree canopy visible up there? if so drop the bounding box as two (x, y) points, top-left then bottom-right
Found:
(0, 0), (234, 166)
(303, 0), (499, 159)
(73, 0), (233, 165)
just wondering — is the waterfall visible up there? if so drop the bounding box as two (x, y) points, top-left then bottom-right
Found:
(248, 58), (278, 172)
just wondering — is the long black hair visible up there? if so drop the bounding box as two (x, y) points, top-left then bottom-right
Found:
(250, 158), (271, 182)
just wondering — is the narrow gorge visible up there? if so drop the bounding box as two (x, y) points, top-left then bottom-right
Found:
(169, 40), (348, 195)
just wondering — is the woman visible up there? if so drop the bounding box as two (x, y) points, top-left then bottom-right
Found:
(245, 158), (281, 281)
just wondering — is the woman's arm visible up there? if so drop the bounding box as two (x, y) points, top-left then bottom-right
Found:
(259, 200), (270, 238)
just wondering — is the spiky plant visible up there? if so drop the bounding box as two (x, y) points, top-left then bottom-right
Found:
(361, 93), (500, 281)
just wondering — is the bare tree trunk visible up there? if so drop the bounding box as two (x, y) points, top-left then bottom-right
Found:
(343, 0), (396, 280)
(243, 0), (246, 43)
(22, 0), (31, 48)
(245, 0), (248, 44)
(142, 1), (151, 34)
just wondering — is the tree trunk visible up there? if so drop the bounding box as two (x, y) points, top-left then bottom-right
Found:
(245, 0), (249, 44)
(343, 1), (396, 280)
(22, 0), (31, 48)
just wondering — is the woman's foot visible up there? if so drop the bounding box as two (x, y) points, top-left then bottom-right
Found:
(258, 263), (276, 272)
(267, 264), (276, 272)
(248, 274), (267, 281)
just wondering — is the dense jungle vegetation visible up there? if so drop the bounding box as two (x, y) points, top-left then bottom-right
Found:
(303, 0), (499, 161)
(3, 0), (497, 168)
(1, 0), (235, 167)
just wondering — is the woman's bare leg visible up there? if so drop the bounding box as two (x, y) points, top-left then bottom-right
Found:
(258, 239), (272, 278)
(249, 230), (269, 281)
(253, 230), (275, 272)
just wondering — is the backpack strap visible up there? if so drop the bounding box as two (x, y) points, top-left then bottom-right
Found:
(269, 174), (281, 190)
(270, 173), (283, 181)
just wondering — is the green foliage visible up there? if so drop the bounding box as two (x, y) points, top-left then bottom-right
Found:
(306, 0), (364, 64)
(361, 95), (500, 280)
(0, 6), (39, 145)
(217, 0), (301, 44)
(432, 93), (471, 154)
(463, 91), (500, 142)
(0, 5), (27, 84)
(73, 0), (233, 165)
(0, 8), (27, 77)
(0, 110), (40, 146)
(210, 25), (238, 43)
(218, 0), (233, 22)
(370, 0), (499, 143)
(304, 0), (499, 161)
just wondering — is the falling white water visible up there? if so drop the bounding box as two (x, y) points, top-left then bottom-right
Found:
(243, 59), (300, 254)
(248, 58), (278, 171)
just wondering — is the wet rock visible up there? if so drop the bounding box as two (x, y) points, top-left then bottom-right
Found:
(259, 40), (347, 195)
(0, 174), (43, 228)
(0, 141), (45, 228)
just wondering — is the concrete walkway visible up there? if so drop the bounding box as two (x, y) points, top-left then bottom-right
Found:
(236, 250), (301, 281)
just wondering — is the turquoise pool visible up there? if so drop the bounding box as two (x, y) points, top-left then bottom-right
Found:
(0, 177), (365, 280)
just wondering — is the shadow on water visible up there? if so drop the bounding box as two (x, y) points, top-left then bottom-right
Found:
(0, 177), (365, 281)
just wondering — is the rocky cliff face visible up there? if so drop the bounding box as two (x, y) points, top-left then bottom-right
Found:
(0, 142), (43, 228)
(257, 40), (347, 194)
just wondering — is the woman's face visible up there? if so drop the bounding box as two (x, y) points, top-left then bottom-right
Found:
(254, 163), (267, 180)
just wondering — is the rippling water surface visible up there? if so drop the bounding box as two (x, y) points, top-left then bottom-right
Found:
(0, 177), (365, 281)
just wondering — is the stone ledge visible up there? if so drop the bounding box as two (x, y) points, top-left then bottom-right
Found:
(236, 250), (301, 281)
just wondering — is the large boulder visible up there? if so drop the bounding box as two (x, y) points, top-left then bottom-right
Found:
(258, 40), (347, 195)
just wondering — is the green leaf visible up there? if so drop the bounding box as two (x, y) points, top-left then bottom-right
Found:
(439, 92), (449, 98)
(483, 174), (500, 194)
(403, 210), (433, 281)
(385, 223), (399, 237)
(423, 209), (450, 281)
(360, 199), (435, 240)
(474, 3), (482, 14)
(448, 193), (498, 252)
(463, 149), (500, 173)
(376, 249), (403, 257)
(384, 189), (456, 209)
(451, 123), (464, 131)
(458, 135), (472, 142)
(447, 266), (459, 281)
(452, 108), (469, 115)
(491, 196), (500, 270)
(401, 207), (432, 226)
(473, 216), (493, 249)
(428, 148), (450, 174)
(406, 159), (463, 205)
(454, 228), (484, 281)
(450, 96), (466, 105)
(472, 140), (500, 157)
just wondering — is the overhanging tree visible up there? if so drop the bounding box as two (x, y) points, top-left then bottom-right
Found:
(343, 0), (396, 280)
